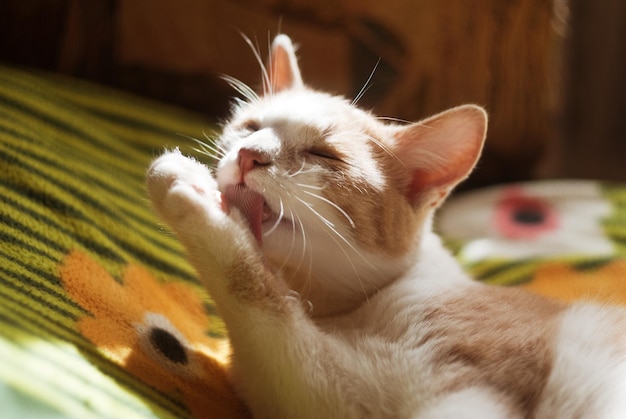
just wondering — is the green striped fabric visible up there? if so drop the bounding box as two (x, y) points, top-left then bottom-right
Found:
(0, 66), (247, 418)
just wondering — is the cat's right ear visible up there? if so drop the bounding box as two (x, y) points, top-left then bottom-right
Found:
(392, 105), (487, 208)
(268, 35), (304, 93)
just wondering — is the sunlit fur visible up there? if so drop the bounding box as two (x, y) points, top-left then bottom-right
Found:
(214, 86), (427, 316)
(148, 35), (626, 418)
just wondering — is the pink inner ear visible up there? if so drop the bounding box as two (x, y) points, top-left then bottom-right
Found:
(267, 35), (303, 94)
(408, 166), (468, 209)
(407, 149), (479, 207)
(270, 47), (294, 93)
(395, 105), (487, 206)
(409, 169), (454, 202)
(411, 140), (484, 192)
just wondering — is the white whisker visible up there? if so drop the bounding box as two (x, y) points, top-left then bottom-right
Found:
(291, 168), (322, 178)
(295, 196), (344, 239)
(288, 158), (308, 178)
(239, 32), (272, 97)
(294, 195), (378, 273)
(267, 31), (275, 95)
(376, 116), (412, 124)
(177, 133), (225, 161)
(264, 197), (284, 237)
(273, 190), (310, 291)
(199, 141), (225, 159)
(295, 183), (325, 191)
(232, 97), (246, 108)
(289, 163), (324, 178)
(293, 206), (312, 292)
(295, 196), (371, 301)
(221, 74), (259, 103)
(365, 134), (402, 164)
(191, 146), (215, 160)
(277, 204), (297, 273)
(195, 142), (224, 160)
(300, 210), (315, 296)
(352, 58), (381, 106)
(201, 129), (228, 156)
(302, 190), (356, 228)
(292, 207), (305, 272)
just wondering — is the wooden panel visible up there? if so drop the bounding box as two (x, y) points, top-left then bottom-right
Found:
(562, 0), (626, 181)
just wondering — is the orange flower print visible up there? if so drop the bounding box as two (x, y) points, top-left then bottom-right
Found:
(522, 260), (626, 306)
(60, 250), (249, 418)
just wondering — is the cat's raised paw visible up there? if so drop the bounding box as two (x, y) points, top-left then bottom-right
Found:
(147, 150), (222, 222)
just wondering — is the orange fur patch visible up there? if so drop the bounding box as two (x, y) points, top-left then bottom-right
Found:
(428, 286), (564, 413)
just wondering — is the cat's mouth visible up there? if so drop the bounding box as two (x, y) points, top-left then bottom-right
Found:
(223, 184), (274, 245)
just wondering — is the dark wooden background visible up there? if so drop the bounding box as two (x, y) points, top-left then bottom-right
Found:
(1, 0), (624, 186)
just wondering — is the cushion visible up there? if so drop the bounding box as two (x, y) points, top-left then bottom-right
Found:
(437, 180), (626, 305)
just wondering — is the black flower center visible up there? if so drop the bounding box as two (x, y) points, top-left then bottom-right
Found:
(513, 207), (545, 225)
(149, 327), (188, 364)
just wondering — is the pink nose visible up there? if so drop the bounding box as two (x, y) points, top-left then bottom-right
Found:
(238, 148), (269, 178)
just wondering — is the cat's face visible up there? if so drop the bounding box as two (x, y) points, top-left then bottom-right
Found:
(212, 35), (487, 315)
(218, 89), (406, 252)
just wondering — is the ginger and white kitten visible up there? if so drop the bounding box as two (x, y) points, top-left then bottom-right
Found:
(147, 35), (626, 418)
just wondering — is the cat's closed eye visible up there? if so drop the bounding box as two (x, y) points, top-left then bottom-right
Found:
(307, 147), (342, 162)
(240, 120), (261, 134)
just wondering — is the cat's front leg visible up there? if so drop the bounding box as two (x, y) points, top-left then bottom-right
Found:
(147, 151), (358, 418)
(146, 150), (292, 315)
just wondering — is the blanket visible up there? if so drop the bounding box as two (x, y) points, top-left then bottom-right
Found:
(0, 66), (247, 418)
(1, 65), (625, 418)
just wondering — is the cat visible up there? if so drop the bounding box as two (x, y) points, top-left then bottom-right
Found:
(147, 34), (626, 418)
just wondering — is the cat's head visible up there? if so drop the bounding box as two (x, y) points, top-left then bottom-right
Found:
(214, 35), (487, 316)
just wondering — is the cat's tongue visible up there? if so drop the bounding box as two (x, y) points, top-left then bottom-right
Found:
(223, 185), (267, 245)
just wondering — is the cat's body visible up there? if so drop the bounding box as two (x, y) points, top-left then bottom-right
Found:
(147, 35), (626, 418)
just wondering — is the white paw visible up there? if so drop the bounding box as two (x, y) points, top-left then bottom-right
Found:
(147, 149), (223, 223)
(147, 150), (256, 261)
(147, 152), (285, 310)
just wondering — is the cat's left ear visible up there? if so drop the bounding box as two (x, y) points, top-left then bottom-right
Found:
(268, 34), (304, 93)
(393, 105), (487, 208)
